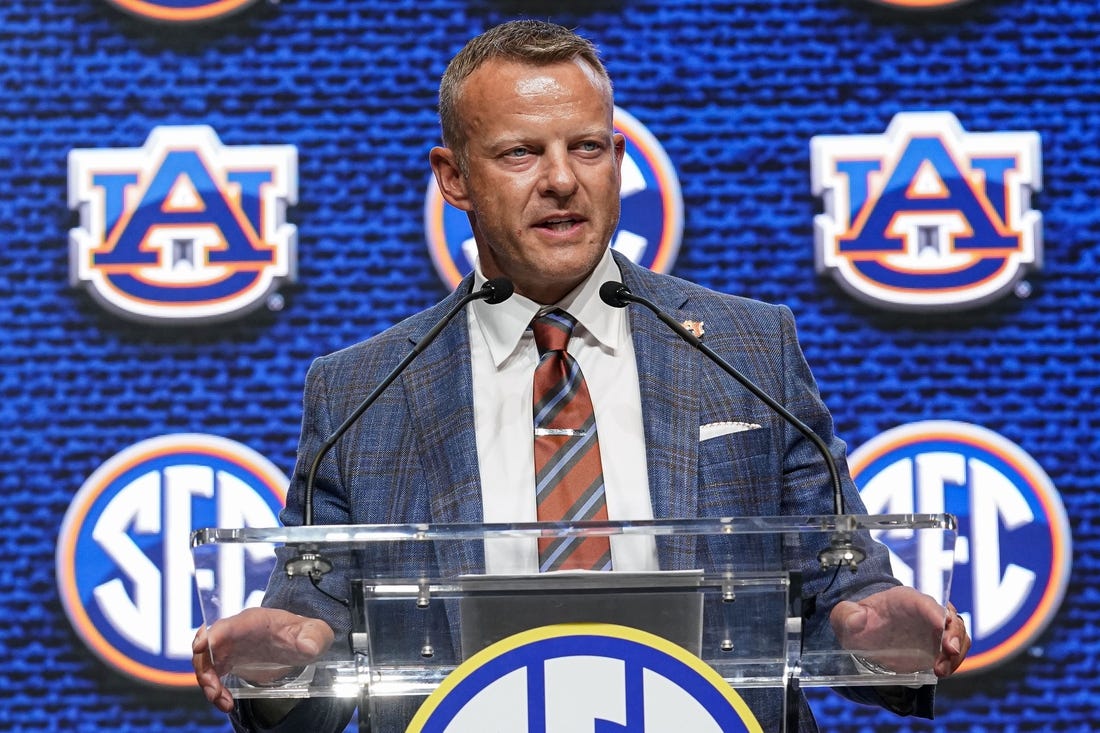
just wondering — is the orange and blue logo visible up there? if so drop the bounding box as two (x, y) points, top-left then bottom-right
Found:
(424, 106), (683, 290)
(811, 112), (1041, 311)
(68, 126), (297, 324)
(56, 434), (287, 687)
(101, 0), (261, 23)
(865, 0), (975, 8)
(850, 421), (1071, 674)
(409, 624), (762, 732)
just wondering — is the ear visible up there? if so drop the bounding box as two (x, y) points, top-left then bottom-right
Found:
(613, 132), (626, 171)
(429, 146), (473, 212)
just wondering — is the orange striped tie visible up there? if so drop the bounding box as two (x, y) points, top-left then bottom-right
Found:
(531, 310), (611, 572)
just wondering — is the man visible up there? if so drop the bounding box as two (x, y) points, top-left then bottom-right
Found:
(194, 20), (970, 731)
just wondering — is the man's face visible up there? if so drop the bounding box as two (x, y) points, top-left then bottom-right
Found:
(432, 58), (625, 304)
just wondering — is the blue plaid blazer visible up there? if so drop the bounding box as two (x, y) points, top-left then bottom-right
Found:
(250, 252), (930, 732)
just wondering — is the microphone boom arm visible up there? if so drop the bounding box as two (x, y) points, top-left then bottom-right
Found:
(599, 281), (864, 571)
(286, 277), (513, 578)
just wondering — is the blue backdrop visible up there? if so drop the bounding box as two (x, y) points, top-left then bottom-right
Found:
(2, 0), (1095, 730)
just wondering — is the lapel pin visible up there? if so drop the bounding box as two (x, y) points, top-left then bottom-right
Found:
(681, 319), (705, 339)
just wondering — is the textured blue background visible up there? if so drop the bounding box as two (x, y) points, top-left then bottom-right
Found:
(1, 0), (1095, 730)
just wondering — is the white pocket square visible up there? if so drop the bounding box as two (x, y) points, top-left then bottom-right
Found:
(699, 421), (762, 441)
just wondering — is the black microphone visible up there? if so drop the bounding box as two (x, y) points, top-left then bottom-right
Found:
(599, 280), (865, 571)
(285, 277), (515, 579)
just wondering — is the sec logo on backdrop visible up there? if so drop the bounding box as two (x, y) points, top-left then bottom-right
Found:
(850, 421), (1071, 674)
(56, 434), (286, 686)
(408, 624), (761, 732)
(101, 0), (262, 23)
(810, 112), (1042, 311)
(865, 0), (975, 8)
(424, 106), (683, 290)
(68, 126), (297, 324)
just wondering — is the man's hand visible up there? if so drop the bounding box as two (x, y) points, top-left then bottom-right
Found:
(192, 607), (335, 713)
(830, 586), (971, 678)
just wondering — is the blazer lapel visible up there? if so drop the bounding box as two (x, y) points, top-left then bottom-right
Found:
(400, 282), (485, 577)
(619, 256), (700, 570)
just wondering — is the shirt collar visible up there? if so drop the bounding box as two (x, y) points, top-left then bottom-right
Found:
(470, 248), (626, 368)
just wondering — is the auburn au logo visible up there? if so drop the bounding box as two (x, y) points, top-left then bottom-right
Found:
(68, 126), (297, 324)
(810, 112), (1041, 311)
(850, 421), (1071, 675)
(101, 0), (261, 23)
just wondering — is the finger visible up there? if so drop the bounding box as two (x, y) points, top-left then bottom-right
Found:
(942, 614), (960, 648)
(195, 656), (236, 712)
(296, 636), (321, 657)
(935, 652), (962, 676)
(192, 631), (230, 678)
(943, 606), (966, 652)
(934, 657), (952, 677)
(271, 618), (333, 661)
(953, 613), (971, 659)
(934, 642), (959, 676)
(214, 684), (235, 713)
(192, 625), (209, 653)
(266, 625), (321, 664)
(296, 618), (335, 655)
(934, 628), (968, 677)
(197, 667), (224, 706)
(201, 680), (222, 706)
(284, 622), (323, 657)
(194, 656), (218, 685)
(192, 637), (213, 679)
(830, 600), (868, 636)
(193, 638), (225, 691)
(194, 660), (227, 702)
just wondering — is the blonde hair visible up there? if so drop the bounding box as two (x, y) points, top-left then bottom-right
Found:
(438, 20), (612, 169)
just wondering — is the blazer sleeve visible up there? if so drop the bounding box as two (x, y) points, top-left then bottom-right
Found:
(227, 357), (359, 733)
(768, 305), (937, 718)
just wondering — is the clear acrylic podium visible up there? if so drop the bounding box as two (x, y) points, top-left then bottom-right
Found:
(192, 514), (956, 732)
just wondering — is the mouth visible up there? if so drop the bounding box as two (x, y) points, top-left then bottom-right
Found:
(535, 216), (585, 232)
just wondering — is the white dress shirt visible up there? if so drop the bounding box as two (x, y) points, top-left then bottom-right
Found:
(468, 249), (659, 574)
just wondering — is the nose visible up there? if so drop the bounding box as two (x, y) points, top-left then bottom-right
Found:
(539, 149), (579, 199)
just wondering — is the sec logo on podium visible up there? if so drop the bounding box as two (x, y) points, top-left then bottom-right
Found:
(408, 624), (762, 733)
